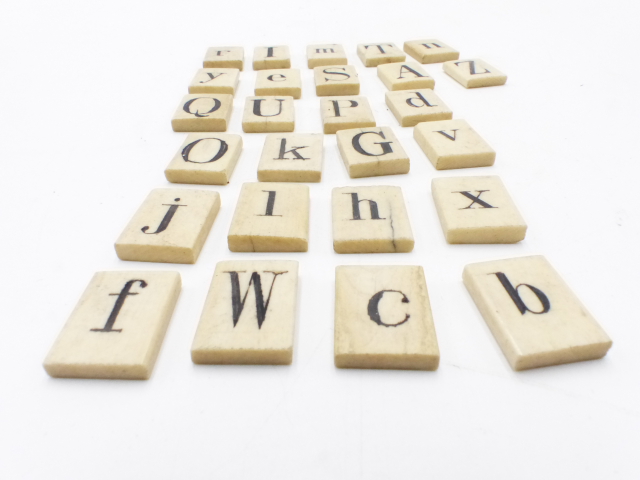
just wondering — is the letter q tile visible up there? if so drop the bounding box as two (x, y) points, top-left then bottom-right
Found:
(171, 94), (233, 132)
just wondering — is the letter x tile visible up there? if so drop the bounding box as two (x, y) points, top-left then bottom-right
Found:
(385, 89), (452, 127)
(332, 185), (414, 253)
(191, 260), (298, 365)
(171, 94), (233, 132)
(43, 271), (181, 380)
(242, 96), (295, 133)
(463, 255), (612, 370)
(443, 59), (507, 88)
(336, 126), (409, 178)
(257, 133), (323, 183)
(320, 96), (376, 134)
(228, 183), (309, 252)
(432, 176), (527, 244)
(335, 265), (439, 370)
(357, 43), (405, 67)
(115, 188), (220, 264)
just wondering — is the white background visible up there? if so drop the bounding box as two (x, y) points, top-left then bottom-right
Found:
(1, 1), (639, 478)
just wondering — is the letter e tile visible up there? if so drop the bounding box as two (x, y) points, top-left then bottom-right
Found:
(191, 260), (298, 365)
(320, 96), (376, 134)
(443, 59), (507, 88)
(335, 265), (439, 370)
(463, 255), (612, 370)
(255, 69), (302, 99)
(385, 89), (452, 127)
(43, 271), (181, 380)
(242, 96), (295, 133)
(332, 185), (414, 253)
(115, 189), (220, 264)
(228, 183), (309, 252)
(172, 94), (233, 132)
(432, 176), (527, 243)
(257, 133), (323, 182)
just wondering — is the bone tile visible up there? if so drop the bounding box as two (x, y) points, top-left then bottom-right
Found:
(385, 89), (452, 127)
(242, 96), (295, 133)
(255, 69), (301, 99)
(314, 65), (360, 96)
(357, 43), (405, 67)
(203, 46), (244, 70)
(403, 39), (459, 64)
(188, 68), (240, 95)
(320, 96), (376, 134)
(377, 62), (435, 91)
(253, 45), (291, 70)
(307, 44), (348, 68)
(171, 94), (233, 132)
(257, 133), (323, 182)
(443, 59), (507, 88)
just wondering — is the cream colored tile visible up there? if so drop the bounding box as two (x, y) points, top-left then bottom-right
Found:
(377, 62), (434, 91)
(336, 126), (409, 178)
(242, 96), (295, 133)
(332, 185), (413, 253)
(403, 39), (459, 64)
(307, 44), (347, 68)
(228, 182), (309, 252)
(357, 43), (405, 67)
(171, 94), (233, 132)
(203, 46), (244, 70)
(253, 45), (291, 70)
(164, 133), (243, 185)
(385, 89), (452, 127)
(320, 96), (376, 134)
(432, 176), (527, 244)
(255, 69), (301, 99)
(443, 59), (507, 88)
(257, 133), (323, 183)
(191, 260), (298, 365)
(188, 68), (240, 95)
(43, 271), (181, 380)
(314, 65), (360, 96)
(414, 119), (495, 170)
(115, 189), (220, 264)
(463, 255), (612, 371)
(335, 265), (439, 370)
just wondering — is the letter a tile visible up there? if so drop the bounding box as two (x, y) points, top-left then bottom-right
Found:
(385, 89), (452, 127)
(257, 133), (323, 182)
(357, 43), (405, 67)
(307, 44), (348, 68)
(443, 59), (507, 88)
(377, 62), (435, 91)
(172, 94), (233, 132)
(115, 189), (220, 264)
(332, 185), (414, 253)
(191, 260), (298, 365)
(204, 46), (244, 70)
(188, 68), (240, 95)
(336, 126), (409, 178)
(335, 266), (439, 370)
(320, 96), (376, 134)
(403, 39), (459, 64)
(414, 119), (495, 170)
(463, 255), (612, 370)
(253, 45), (291, 70)
(242, 96), (295, 133)
(165, 133), (243, 185)
(228, 183), (309, 252)
(432, 176), (527, 243)
(43, 271), (181, 380)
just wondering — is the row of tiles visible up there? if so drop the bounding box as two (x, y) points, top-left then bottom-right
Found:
(114, 179), (527, 264)
(43, 256), (612, 380)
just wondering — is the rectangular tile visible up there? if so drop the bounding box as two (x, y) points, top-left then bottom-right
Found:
(463, 255), (612, 370)
(377, 62), (434, 91)
(257, 133), (323, 182)
(203, 46), (244, 70)
(385, 89), (452, 127)
(357, 43), (405, 67)
(242, 96), (295, 133)
(307, 44), (348, 68)
(115, 189), (220, 264)
(255, 68), (301, 99)
(191, 260), (298, 365)
(314, 65), (360, 96)
(171, 94), (233, 132)
(188, 68), (240, 95)
(443, 59), (507, 88)
(253, 45), (291, 70)
(320, 96), (376, 134)
(43, 271), (181, 380)
(335, 265), (439, 370)
(403, 39), (459, 64)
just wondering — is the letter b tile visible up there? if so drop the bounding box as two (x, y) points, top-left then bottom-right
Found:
(43, 271), (181, 380)
(463, 255), (612, 370)
(191, 260), (298, 365)
(335, 265), (439, 370)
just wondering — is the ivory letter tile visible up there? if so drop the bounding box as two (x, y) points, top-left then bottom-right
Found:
(357, 43), (405, 67)
(171, 94), (233, 132)
(307, 44), (347, 68)
(204, 46), (244, 70)
(403, 39), (459, 64)
(43, 271), (181, 380)
(463, 255), (612, 370)
(377, 62), (435, 91)
(443, 59), (507, 88)
(314, 65), (360, 96)
(115, 189), (220, 264)
(228, 182), (309, 252)
(332, 185), (414, 253)
(335, 266), (439, 370)
(257, 133), (323, 183)
(336, 126), (409, 178)
(242, 96), (295, 133)
(385, 89), (452, 127)
(191, 260), (298, 365)
(414, 119), (495, 170)
(253, 46), (291, 70)
(255, 69), (301, 99)
(320, 96), (376, 134)
(188, 68), (240, 95)
(432, 176), (527, 244)
(164, 133), (243, 185)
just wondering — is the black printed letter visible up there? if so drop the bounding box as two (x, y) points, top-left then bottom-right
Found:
(226, 271), (288, 328)
(141, 198), (187, 234)
(345, 193), (384, 220)
(351, 131), (393, 156)
(181, 138), (228, 163)
(367, 290), (410, 327)
(90, 279), (147, 333)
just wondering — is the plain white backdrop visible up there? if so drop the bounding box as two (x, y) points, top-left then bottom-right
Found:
(1, 1), (639, 478)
